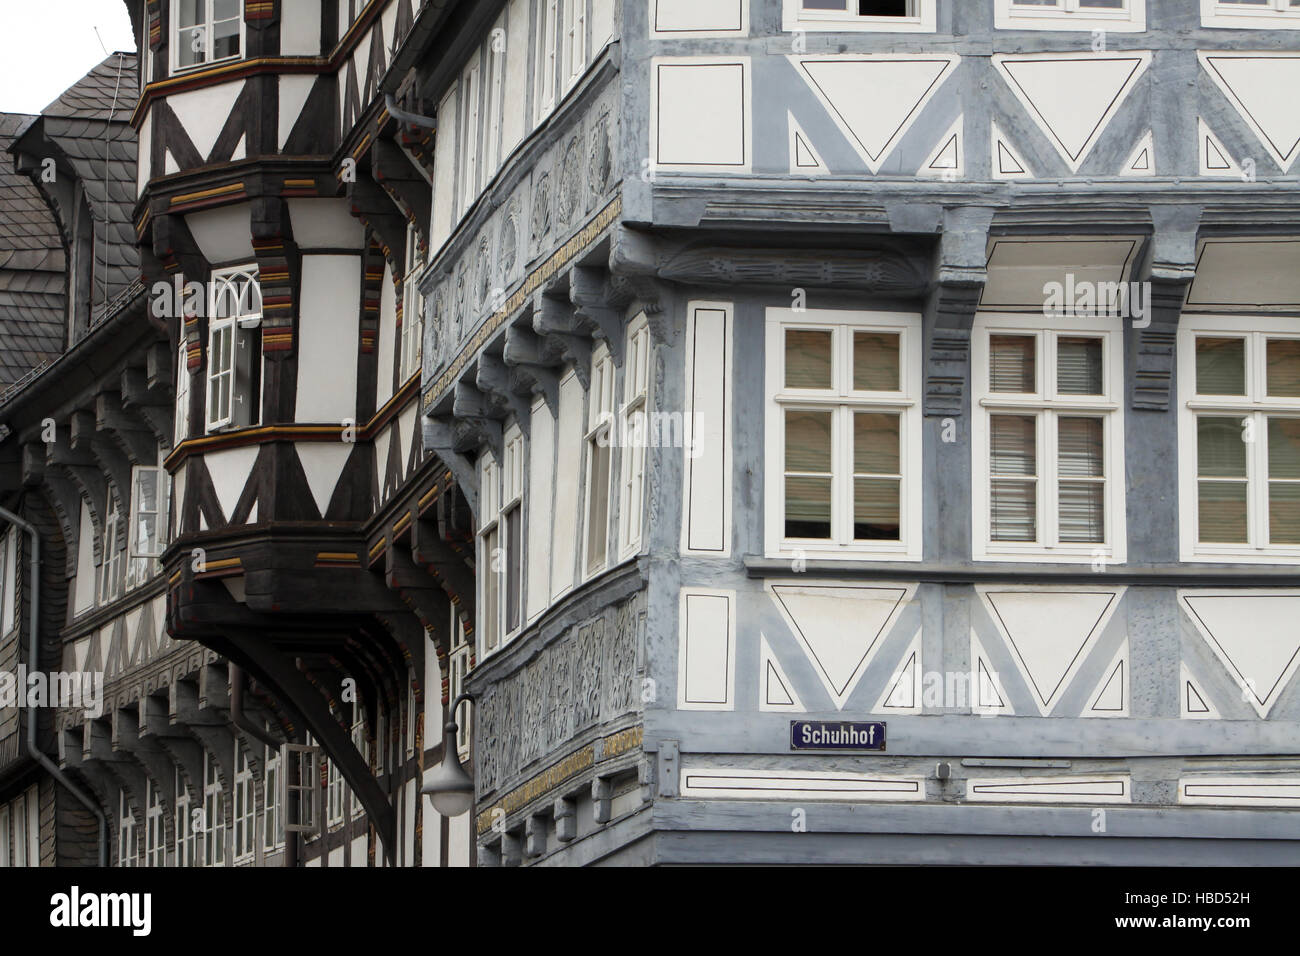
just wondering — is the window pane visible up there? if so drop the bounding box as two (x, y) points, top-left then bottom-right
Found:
(990, 414), (1036, 476)
(483, 527), (499, 650)
(785, 330), (832, 389)
(177, 0), (204, 27)
(991, 481), (1037, 542)
(1058, 417), (1104, 477)
(854, 479), (900, 541)
(1059, 482), (1104, 543)
(585, 440), (610, 575)
(1056, 337), (1103, 395)
(213, 18), (240, 59)
(785, 409), (832, 473)
(1267, 339), (1300, 397)
(1269, 417), (1300, 478)
(505, 507), (521, 632)
(1197, 417), (1247, 477)
(1269, 483), (1300, 544)
(852, 332), (900, 391)
(785, 477), (832, 539)
(1198, 482), (1248, 543)
(989, 335), (1035, 393)
(1079, 0), (1124, 6)
(1195, 338), (1246, 395)
(214, 0), (241, 19)
(853, 412), (900, 475)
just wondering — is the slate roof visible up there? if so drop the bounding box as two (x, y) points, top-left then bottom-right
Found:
(0, 112), (65, 390)
(11, 54), (139, 335)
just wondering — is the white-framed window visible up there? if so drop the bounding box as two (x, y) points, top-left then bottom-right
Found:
(1201, 0), (1300, 29)
(400, 222), (425, 384)
(175, 340), (191, 446)
(460, 57), (481, 214)
(118, 789), (137, 868)
(174, 766), (197, 866)
(1178, 316), (1300, 562)
(477, 425), (524, 658)
(349, 701), (366, 819)
(485, 11), (507, 174)
(535, 0), (560, 122)
(232, 742), (255, 863)
(618, 317), (651, 558)
(202, 749), (226, 866)
(764, 309), (923, 561)
(782, 0), (938, 33)
(326, 756), (345, 828)
(281, 743), (320, 834)
(972, 314), (1126, 563)
(205, 265), (261, 433)
(145, 778), (166, 867)
(562, 0), (587, 91)
(583, 346), (616, 578)
(449, 611), (472, 759)
(127, 463), (170, 590)
(100, 494), (124, 605)
(1, 786), (39, 867)
(262, 736), (283, 852)
(995, 0), (1146, 31)
(405, 676), (418, 759)
(0, 527), (16, 636)
(171, 0), (245, 74)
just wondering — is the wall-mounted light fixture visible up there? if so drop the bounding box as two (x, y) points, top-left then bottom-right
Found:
(422, 692), (475, 817)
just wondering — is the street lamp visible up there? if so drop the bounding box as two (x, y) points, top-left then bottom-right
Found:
(422, 692), (474, 817)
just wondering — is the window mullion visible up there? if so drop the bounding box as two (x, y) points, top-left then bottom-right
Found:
(1042, 409), (1056, 547)
(1254, 410), (1269, 548)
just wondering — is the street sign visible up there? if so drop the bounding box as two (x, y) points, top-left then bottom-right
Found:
(790, 720), (886, 752)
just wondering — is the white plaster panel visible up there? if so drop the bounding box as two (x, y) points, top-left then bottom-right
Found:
(296, 255), (361, 423)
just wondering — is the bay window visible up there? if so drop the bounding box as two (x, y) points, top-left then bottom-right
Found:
(1179, 317), (1300, 560)
(127, 463), (169, 590)
(172, 0), (244, 74)
(205, 265), (261, 433)
(765, 309), (922, 560)
(973, 315), (1126, 562)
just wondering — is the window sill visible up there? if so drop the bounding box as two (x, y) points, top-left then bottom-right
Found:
(784, 15), (935, 34)
(996, 13), (1145, 32)
(170, 54), (244, 79)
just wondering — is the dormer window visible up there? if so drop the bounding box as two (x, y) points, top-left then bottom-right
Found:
(784, 0), (937, 31)
(173, 0), (244, 74)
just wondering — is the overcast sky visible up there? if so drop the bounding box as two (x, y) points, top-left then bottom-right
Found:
(0, 4), (137, 115)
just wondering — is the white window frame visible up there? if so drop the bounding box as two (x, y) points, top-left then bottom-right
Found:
(326, 752), (345, 828)
(972, 313), (1127, 564)
(618, 316), (651, 558)
(1178, 315), (1300, 562)
(460, 57), (481, 215)
(995, 0), (1145, 32)
(782, 0), (938, 33)
(583, 345), (616, 579)
(127, 462), (170, 591)
(562, 0), (587, 92)
(349, 700), (367, 819)
(405, 675), (418, 759)
(205, 265), (261, 433)
(175, 339), (191, 446)
(202, 749), (226, 867)
(145, 778), (166, 867)
(764, 308), (923, 561)
(118, 789), (137, 868)
(400, 222), (425, 384)
(0, 527), (15, 636)
(262, 737), (283, 852)
(281, 743), (320, 834)
(485, 12), (507, 175)
(175, 766), (196, 866)
(450, 610), (472, 759)
(100, 494), (124, 605)
(535, 0), (560, 123)
(170, 0), (246, 75)
(477, 425), (525, 659)
(232, 742), (255, 863)
(1201, 0), (1300, 29)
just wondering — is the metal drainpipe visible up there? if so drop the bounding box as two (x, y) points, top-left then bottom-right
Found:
(228, 663), (281, 750)
(0, 504), (108, 866)
(384, 93), (437, 130)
